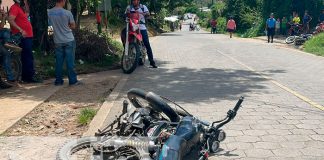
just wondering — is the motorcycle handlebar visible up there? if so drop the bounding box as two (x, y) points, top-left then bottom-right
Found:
(233, 96), (244, 112)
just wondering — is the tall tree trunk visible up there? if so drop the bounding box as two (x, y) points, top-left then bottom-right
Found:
(28, 0), (48, 53)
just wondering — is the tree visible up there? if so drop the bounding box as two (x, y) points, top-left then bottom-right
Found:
(28, 0), (48, 52)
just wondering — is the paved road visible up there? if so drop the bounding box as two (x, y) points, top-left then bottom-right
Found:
(105, 25), (324, 159)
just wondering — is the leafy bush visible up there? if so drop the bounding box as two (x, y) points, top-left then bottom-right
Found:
(241, 18), (264, 38)
(74, 29), (121, 63)
(304, 33), (324, 56)
(216, 17), (227, 33)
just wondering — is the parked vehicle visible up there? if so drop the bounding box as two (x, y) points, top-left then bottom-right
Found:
(120, 11), (147, 74)
(285, 33), (312, 45)
(0, 33), (22, 88)
(288, 23), (303, 36)
(57, 88), (244, 160)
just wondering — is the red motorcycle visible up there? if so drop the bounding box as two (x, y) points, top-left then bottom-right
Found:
(121, 11), (147, 74)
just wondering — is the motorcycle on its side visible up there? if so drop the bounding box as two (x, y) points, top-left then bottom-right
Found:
(57, 88), (244, 160)
(120, 11), (147, 74)
(285, 33), (312, 45)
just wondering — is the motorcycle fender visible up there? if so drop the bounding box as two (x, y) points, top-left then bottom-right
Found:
(159, 135), (186, 160)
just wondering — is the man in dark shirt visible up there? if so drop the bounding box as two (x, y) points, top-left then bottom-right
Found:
(319, 9), (324, 23)
(303, 11), (312, 33)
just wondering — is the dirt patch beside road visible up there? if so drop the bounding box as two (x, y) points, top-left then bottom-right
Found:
(4, 71), (120, 137)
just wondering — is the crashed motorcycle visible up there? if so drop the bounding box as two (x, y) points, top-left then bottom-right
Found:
(57, 88), (244, 160)
(121, 11), (147, 74)
(285, 33), (312, 45)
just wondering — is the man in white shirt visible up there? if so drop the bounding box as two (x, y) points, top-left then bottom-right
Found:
(126, 0), (157, 68)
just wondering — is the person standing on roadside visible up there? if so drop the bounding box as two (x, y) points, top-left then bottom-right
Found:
(210, 18), (217, 34)
(8, 0), (41, 83)
(226, 16), (236, 38)
(275, 18), (281, 35)
(281, 17), (288, 35)
(48, 0), (80, 86)
(319, 9), (324, 23)
(125, 0), (157, 68)
(303, 11), (312, 33)
(266, 13), (276, 43)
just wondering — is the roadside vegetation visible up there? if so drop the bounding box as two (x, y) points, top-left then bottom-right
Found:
(194, 0), (322, 37)
(304, 33), (324, 56)
(78, 108), (97, 125)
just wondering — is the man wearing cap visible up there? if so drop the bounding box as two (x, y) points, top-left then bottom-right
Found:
(266, 13), (276, 43)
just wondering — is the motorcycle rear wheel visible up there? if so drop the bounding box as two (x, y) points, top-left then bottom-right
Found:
(121, 43), (140, 74)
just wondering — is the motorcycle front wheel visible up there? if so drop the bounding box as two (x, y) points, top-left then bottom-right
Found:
(57, 137), (98, 160)
(121, 43), (140, 74)
(285, 36), (296, 44)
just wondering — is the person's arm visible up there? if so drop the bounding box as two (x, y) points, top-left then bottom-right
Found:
(68, 11), (76, 29)
(141, 5), (150, 16)
(8, 7), (27, 37)
(308, 16), (312, 23)
(234, 21), (236, 30)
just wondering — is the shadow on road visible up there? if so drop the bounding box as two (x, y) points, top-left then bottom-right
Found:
(124, 63), (269, 104)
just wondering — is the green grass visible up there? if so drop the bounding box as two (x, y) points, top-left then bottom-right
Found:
(304, 33), (324, 56)
(78, 108), (97, 125)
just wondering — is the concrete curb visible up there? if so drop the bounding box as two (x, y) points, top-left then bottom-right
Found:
(83, 74), (129, 136)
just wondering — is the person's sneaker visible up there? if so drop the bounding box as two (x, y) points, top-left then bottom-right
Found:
(69, 81), (82, 86)
(23, 76), (43, 83)
(150, 64), (158, 68)
(4, 43), (22, 53)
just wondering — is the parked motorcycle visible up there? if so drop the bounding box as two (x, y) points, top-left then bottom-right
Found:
(288, 23), (303, 36)
(120, 11), (147, 74)
(57, 88), (244, 160)
(0, 33), (22, 88)
(285, 33), (312, 45)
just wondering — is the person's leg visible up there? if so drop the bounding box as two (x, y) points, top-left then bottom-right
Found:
(65, 41), (78, 85)
(0, 29), (12, 44)
(0, 45), (14, 81)
(267, 28), (270, 43)
(54, 43), (65, 85)
(20, 38), (35, 82)
(140, 30), (157, 67)
(271, 28), (274, 43)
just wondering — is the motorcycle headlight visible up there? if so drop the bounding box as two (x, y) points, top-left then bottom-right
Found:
(217, 130), (226, 142)
(132, 23), (139, 31)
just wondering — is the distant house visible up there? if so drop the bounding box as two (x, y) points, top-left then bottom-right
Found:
(1, 0), (14, 11)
